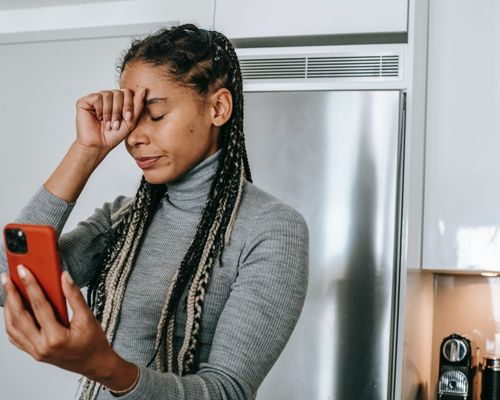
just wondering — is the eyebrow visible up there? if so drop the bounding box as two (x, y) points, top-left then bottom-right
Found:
(145, 97), (167, 105)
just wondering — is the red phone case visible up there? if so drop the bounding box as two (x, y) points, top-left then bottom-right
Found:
(3, 223), (69, 327)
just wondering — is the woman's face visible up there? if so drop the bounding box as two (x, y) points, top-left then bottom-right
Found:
(119, 61), (230, 185)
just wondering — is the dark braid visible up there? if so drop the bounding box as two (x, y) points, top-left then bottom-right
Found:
(79, 24), (251, 399)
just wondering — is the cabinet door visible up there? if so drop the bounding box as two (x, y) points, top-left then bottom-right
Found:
(423, 0), (500, 271)
(214, 0), (407, 38)
(0, 0), (214, 37)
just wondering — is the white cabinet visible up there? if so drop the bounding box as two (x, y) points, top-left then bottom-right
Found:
(214, 0), (408, 39)
(422, 0), (500, 272)
(0, 0), (215, 41)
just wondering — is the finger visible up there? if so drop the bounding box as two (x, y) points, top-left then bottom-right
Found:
(4, 304), (40, 357)
(2, 274), (41, 354)
(1, 272), (8, 302)
(61, 271), (92, 324)
(92, 95), (104, 122)
(132, 87), (147, 125)
(17, 265), (63, 336)
(101, 90), (114, 130)
(111, 90), (124, 131)
(8, 335), (24, 350)
(120, 88), (134, 124)
(77, 93), (102, 121)
(2, 272), (38, 330)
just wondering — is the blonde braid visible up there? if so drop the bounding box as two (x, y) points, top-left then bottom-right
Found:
(225, 161), (245, 245)
(177, 196), (228, 374)
(152, 269), (178, 372)
(78, 184), (159, 400)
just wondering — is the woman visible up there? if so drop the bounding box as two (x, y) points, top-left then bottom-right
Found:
(0, 24), (309, 400)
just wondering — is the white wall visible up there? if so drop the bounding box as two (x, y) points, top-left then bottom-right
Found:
(0, 24), (186, 400)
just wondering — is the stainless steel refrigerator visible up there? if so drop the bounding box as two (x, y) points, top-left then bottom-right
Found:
(243, 89), (405, 400)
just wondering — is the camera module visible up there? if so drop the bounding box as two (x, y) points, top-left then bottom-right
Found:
(5, 228), (28, 254)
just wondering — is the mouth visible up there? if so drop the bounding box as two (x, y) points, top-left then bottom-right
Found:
(135, 156), (162, 170)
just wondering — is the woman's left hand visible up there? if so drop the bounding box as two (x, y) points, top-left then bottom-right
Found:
(1, 266), (119, 382)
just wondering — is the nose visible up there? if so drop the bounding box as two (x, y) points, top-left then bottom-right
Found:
(126, 118), (150, 148)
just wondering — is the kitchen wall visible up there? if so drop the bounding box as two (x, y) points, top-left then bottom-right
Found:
(431, 275), (500, 399)
(401, 269), (434, 400)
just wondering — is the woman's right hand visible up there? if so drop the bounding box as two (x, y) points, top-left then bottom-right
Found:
(75, 87), (146, 159)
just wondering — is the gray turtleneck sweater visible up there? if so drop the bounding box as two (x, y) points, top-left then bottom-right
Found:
(0, 149), (309, 400)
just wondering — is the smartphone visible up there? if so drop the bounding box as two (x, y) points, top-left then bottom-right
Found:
(3, 223), (69, 327)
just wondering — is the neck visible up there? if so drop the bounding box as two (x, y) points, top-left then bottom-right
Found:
(164, 150), (222, 211)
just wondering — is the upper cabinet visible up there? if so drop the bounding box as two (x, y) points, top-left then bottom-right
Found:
(0, 0), (215, 41)
(423, 0), (500, 272)
(214, 0), (408, 39)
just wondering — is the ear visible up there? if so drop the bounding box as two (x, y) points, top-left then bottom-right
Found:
(208, 88), (233, 127)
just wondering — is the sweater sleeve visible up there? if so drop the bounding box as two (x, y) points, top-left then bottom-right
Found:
(111, 202), (310, 400)
(0, 184), (132, 306)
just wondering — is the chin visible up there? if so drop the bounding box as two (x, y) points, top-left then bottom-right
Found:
(142, 169), (177, 185)
(142, 174), (167, 185)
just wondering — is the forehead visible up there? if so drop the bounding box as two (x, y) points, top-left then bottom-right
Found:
(119, 61), (208, 111)
(119, 61), (180, 94)
(120, 62), (166, 87)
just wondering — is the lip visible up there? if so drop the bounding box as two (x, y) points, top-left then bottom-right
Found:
(135, 156), (162, 169)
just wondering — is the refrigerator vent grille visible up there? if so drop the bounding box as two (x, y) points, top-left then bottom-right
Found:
(240, 54), (400, 80)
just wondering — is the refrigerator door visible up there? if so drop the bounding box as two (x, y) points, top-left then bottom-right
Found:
(244, 90), (403, 400)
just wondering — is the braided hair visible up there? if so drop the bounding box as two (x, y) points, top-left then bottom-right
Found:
(77, 24), (252, 400)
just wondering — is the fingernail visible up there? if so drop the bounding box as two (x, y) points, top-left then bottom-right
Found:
(106, 121), (111, 130)
(112, 120), (120, 130)
(17, 265), (26, 279)
(1, 273), (7, 285)
(124, 111), (131, 122)
(64, 271), (74, 285)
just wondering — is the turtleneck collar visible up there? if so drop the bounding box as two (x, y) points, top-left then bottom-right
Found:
(164, 149), (221, 210)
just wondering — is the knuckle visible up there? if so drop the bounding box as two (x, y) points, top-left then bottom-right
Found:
(36, 343), (50, 359)
(30, 296), (44, 310)
(6, 314), (18, 330)
(32, 351), (44, 362)
(5, 322), (14, 335)
(92, 97), (102, 107)
(77, 93), (95, 105)
(46, 334), (62, 349)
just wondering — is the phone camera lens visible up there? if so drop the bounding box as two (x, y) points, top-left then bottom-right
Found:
(5, 228), (28, 254)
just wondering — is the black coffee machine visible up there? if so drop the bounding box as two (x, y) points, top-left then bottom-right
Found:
(437, 333), (476, 400)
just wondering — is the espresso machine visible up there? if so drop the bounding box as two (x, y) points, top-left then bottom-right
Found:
(437, 333), (475, 400)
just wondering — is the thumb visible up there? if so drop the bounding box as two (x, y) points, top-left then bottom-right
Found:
(132, 87), (146, 126)
(120, 87), (146, 135)
(61, 271), (91, 320)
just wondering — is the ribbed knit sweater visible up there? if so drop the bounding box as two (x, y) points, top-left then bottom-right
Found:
(0, 149), (309, 400)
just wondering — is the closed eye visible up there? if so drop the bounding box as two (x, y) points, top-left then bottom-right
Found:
(150, 115), (164, 122)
